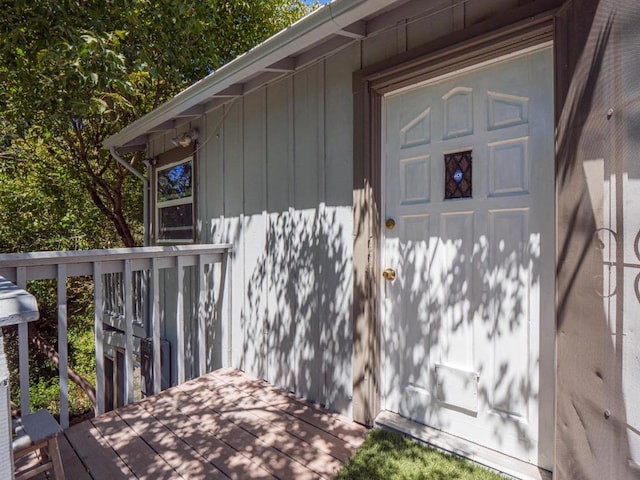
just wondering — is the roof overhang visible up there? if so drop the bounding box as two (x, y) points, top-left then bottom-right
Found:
(103, 0), (395, 152)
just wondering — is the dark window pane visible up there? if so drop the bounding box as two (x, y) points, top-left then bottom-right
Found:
(157, 161), (192, 202)
(158, 204), (193, 240)
(444, 150), (472, 199)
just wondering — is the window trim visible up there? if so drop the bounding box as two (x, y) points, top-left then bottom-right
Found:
(154, 155), (195, 244)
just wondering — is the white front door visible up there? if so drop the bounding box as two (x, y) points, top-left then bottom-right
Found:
(382, 46), (554, 468)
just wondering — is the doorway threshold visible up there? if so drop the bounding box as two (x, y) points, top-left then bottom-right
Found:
(374, 410), (552, 480)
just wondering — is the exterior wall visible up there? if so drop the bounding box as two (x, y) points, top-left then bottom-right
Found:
(147, 0), (548, 417)
(199, 47), (359, 415)
(555, 1), (640, 478)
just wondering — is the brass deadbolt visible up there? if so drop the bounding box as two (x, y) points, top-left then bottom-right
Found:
(382, 268), (396, 281)
(385, 218), (396, 229)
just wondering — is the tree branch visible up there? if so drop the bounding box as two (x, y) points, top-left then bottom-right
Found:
(28, 323), (97, 409)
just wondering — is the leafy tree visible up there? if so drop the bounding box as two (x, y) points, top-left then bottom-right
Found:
(0, 0), (313, 417)
(0, 0), (312, 248)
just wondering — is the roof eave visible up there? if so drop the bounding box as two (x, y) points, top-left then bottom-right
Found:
(103, 0), (390, 151)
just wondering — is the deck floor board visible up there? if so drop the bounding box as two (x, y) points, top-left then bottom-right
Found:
(56, 434), (93, 480)
(141, 389), (277, 479)
(212, 368), (366, 447)
(52, 369), (366, 479)
(91, 410), (177, 480)
(169, 384), (325, 479)
(64, 420), (133, 480)
(117, 402), (227, 479)
(177, 379), (343, 478)
(193, 373), (358, 463)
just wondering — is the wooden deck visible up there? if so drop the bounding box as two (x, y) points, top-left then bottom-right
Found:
(18, 368), (368, 479)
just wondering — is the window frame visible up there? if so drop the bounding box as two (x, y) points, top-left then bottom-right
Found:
(154, 154), (195, 244)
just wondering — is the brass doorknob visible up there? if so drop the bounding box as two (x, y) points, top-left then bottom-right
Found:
(382, 268), (396, 281)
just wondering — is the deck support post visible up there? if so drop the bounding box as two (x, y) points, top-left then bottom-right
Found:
(123, 259), (134, 404)
(57, 264), (69, 429)
(198, 255), (207, 376)
(151, 258), (161, 394)
(94, 262), (105, 415)
(176, 256), (185, 384)
(16, 266), (30, 416)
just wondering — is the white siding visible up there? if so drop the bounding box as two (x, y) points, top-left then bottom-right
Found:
(292, 62), (324, 403)
(243, 89), (268, 381)
(197, 46), (360, 414)
(148, 0), (534, 416)
(322, 46), (358, 414)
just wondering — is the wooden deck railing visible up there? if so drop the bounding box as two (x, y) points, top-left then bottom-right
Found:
(0, 245), (232, 429)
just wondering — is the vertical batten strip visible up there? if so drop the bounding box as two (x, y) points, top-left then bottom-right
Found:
(93, 262), (105, 415)
(318, 59), (327, 405)
(123, 259), (134, 404)
(16, 267), (30, 415)
(151, 258), (161, 394)
(57, 264), (69, 429)
(198, 255), (206, 376)
(176, 256), (185, 384)
(224, 251), (232, 367)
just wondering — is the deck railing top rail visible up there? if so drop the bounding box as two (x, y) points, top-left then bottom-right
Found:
(0, 244), (233, 268)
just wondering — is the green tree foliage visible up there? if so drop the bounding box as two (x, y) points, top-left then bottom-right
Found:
(0, 0), (312, 417)
(0, 123), (120, 252)
(0, 0), (312, 248)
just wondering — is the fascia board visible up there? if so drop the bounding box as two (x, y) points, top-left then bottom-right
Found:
(103, 0), (390, 150)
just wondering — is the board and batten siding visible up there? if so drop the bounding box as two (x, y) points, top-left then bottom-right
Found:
(147, 0), (547, 417)
(151, 45), (360, 415)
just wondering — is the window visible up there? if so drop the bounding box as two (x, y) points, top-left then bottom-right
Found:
(155, 156), (194, 242)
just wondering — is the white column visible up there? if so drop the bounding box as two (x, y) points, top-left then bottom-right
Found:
(176, 256), (185, 384)
(198, 255), (207, 376)
(93, 262), (105, 415)
(151, 258), (161, 394)
(123, 260), (134, 404)
(57, 264), (69, 429)
(16, 267), (29, 416)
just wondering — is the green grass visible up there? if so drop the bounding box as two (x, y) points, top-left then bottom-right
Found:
(334, 429), (505, 480)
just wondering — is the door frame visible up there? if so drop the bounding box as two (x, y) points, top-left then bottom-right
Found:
(379, 43), (555, 468)
(351, 4), (558, 428)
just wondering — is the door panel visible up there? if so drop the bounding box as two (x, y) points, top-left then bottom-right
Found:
(382, 46), (554, 467)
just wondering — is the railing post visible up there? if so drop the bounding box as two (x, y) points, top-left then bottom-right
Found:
(93, 262), (105, 415)
(220, 251), (232, 367)
(16, 267), (29, 416)
(198, 255), (206, 376)
(123, 259), (134, 405)
(151, 258), (161, 394)
(57, 264), (69, 429)
(176, 256), (185, 384)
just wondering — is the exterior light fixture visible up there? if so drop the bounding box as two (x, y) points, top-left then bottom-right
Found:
(170, 129), (199, 148)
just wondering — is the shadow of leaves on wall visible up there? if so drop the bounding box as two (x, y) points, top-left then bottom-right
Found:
(220, 205), (352, 415)
(383, 215), (544, 459)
